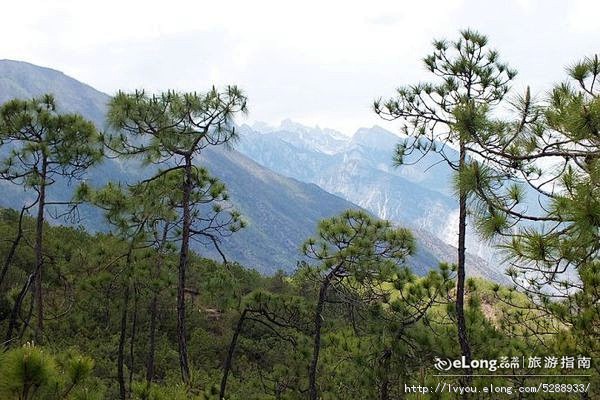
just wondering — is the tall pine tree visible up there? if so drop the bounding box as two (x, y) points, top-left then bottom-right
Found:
(300, 210), (414, 400)
(374, 30), (516, 381)
(0, 95), (103, 343)
(106, 88), (247, 383)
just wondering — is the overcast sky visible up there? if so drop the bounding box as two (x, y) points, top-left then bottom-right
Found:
(1, 0), (598, 134)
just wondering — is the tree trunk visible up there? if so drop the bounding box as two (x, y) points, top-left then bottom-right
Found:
(20, 291), (35, 341)
(309, 277), (331, 400)
(129, 283), (138, 389)
(146, 291), (158, 383)
(379, 349), (391, 400)
(34, 161), (47, 343)
(219, 308), (248, 400)
(118, 280), (131, 400)
(146, 224), (168, 383)
(456, 140), (472, 384)
(0, 207), (26, 290)
(3, 273), (34, 347)
(177, 158), (192, 383)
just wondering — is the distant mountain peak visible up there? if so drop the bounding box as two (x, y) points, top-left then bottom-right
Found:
(351, 125), (400, 149)
(279, 118), (317, 135)
(248, 121), (275, 133)
(278, 119), (348, 139)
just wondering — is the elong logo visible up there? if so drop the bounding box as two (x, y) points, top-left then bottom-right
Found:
(434, 356), (499, 372)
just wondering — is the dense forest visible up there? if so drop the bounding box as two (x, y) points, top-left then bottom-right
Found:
(0, 30), (598, 399)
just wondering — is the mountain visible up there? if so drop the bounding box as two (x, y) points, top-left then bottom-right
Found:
(237, 123), (457, 234)
(236, 122), (508, 281)
(0, 60), (445, 275)
(0, 60), (108, 127)
(196, 147), (440, 273)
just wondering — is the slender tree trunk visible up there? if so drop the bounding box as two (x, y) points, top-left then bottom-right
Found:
(104, 287), (111, 329)
(380, 349), (391, 400)
(146, 291), (158, 383)
(34, 162), (47, 343)
(20, 295), (34, 340)
(118, 280), (131, 400)
(129, 283), (138, 389)
(177, 157), (192, 383)
(0, 207), (26, 290)
(146, 224), (168, 383)
(456, 140), (472, 384)
(219, 308), (248, 400)
(3, 273), (34, 347)
(309, 276), (332, 400)
(22, 382), (31, 400)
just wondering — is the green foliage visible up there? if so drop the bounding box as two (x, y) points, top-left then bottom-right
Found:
(0, 344), (56, 398)
(131, 381), (200, 400)
(0, 94), (103, 185)
(106, 88), (247, 163)
(0, 345), (94, 400)
(302, 209), (415, 279)
(0, 202), (596, 399)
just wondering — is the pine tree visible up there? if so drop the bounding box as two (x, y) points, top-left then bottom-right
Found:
(106, 88), (247, 384)
(0, 95), (103, 344)
(0, 344), (94, 400)
(219, 290), (312, 400)
(463, 55), (600, 381)
(300, 210), (414, 400)
(374, 30), (516, 382)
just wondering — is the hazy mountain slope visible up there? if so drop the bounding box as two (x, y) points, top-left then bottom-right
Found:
(0, 60), (108, 127)
(350, 126), (455, 196)
(197, 147), (439, 274)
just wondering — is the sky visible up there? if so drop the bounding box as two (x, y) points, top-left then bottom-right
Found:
(1, 0), (599, 135)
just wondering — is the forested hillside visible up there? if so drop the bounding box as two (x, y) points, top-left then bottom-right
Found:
(0, 208), (592, 399)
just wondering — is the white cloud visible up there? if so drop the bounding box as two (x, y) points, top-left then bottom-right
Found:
(567, 0), (600, 33)
(0, 0), (597, 134)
